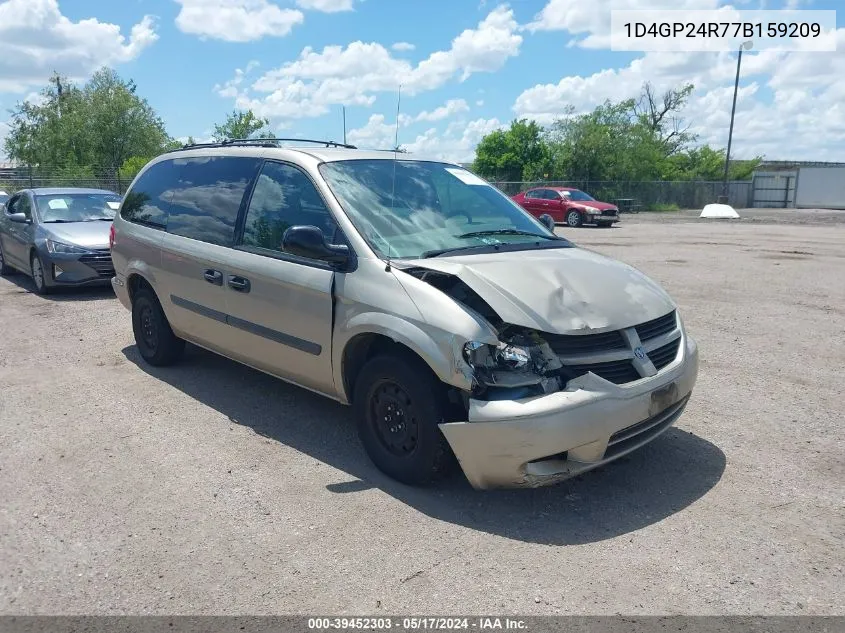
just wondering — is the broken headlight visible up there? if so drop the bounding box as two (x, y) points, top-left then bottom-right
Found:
(462, 335), (563, 397)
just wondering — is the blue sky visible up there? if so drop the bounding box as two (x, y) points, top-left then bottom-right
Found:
(1, 0), (843, 162)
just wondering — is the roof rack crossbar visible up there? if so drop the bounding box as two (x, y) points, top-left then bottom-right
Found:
(166, 138), (358, 153)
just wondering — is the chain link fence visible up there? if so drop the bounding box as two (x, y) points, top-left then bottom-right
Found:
(0, 166), (130, 196)
(1, 166), (753, 210)
(490, 180), (753, 210)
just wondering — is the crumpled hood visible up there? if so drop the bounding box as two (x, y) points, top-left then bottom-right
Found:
(397, 247), (676, 334)
(40, 221), (112, 250)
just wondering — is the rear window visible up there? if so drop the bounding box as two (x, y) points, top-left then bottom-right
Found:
(121, 160), (179, 229)
(166, 156), (261, 246)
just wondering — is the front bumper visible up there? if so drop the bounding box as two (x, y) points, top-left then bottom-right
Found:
(39, 249), (115, 287)
(439, 333), (699, 489)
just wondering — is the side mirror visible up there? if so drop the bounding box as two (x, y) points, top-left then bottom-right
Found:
(538, 213), (556, 231)
(282, 225), (351, 268)
(8, 212), (30, 224)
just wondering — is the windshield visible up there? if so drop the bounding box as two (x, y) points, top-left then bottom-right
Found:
(562, 190), (595, 202)
(35, 193), (121, 223)
(319, 160), (572, 259)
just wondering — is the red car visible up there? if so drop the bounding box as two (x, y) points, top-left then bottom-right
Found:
(511, 187), (619, 228)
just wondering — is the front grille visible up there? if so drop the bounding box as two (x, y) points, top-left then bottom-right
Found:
(635, 311), (677, 341)
(564, 359), (640, 385)
(648, 337), (681, 370)
(544, 329), (627, 356)
(79, 250), (115, 278)
(605, 395), (689, 459)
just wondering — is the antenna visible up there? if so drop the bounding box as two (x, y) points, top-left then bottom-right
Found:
(342, 105), (347, 145)
(386, 84), (402, 272)
(394, 85), (402, 151)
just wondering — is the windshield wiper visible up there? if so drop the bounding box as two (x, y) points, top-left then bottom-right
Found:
(85, 218), (114, 222)
(42, 220), (75, 223)
(457, 229), (560, 240)
(421, 244), (496, 259)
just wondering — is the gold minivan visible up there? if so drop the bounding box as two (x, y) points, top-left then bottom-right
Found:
(110, 140), (699, 489)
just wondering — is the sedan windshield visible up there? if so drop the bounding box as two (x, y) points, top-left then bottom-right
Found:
(319, 160), (572, 259)
(563, 190), (595, 202)
(36, 193), (121, 223)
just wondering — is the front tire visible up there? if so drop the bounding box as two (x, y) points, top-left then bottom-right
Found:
(353, 353), (454, 486)
(566, 210), (583, 228)
(30, 252), (50, 295)
(132, 288), (185, 366)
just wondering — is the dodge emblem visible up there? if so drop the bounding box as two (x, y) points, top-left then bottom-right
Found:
(634, 346), (647, 360)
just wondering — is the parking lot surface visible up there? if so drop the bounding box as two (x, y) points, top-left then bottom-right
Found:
(1, 211), (842, 615)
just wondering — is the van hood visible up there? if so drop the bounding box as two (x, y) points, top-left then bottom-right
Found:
(396, 247), (675, 334)
(41, 221), (112, 250)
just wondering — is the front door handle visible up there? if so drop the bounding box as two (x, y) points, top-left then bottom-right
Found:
(227, 275), (251, 293)
(203, 269), (223, 285)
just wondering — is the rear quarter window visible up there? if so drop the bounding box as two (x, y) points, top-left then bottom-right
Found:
(166, 156), (262, 246)
(121, 160), (180, 229)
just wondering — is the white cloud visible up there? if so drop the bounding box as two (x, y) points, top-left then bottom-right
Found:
(403, 117), (503, 163)
(513, 28), (845, 160)
(223, 5), (521, 121)
(415, 99), (470, 122)
(528, 0), (720, 48)
(296, 0), (355, 11)
(173, 0), (304, 42)
(0, 0), (157, 93)
(392, 42), (416, 52)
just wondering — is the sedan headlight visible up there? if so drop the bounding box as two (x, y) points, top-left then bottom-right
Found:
(582, 206), (600, 214)
(45, 239), (89, 254)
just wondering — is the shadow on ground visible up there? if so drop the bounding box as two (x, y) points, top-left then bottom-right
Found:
(123, 343), (725, 546)
(1, 271), (115, 302)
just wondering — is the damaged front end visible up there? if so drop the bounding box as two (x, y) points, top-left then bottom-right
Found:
(462, 327), (570, 401)
(400, 265), (582, 402)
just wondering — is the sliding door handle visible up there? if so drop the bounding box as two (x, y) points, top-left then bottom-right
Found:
(203, 269), (223, 285)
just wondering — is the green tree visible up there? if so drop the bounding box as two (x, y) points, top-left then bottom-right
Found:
(212, 110), (272, 141)
(4, 68), (173, 178)
(473, 119), (551, 182)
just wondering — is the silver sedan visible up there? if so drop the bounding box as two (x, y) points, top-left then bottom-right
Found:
(0, 188), (121, 295)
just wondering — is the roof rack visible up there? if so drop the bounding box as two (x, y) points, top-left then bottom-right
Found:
(168, 138), (358, 153)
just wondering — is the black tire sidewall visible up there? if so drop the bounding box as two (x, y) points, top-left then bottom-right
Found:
(30, 253), (49, 294)
(131, 289), (184, 366)
(353, 354), (451, 485)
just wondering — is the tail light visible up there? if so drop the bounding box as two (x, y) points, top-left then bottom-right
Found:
(109, 224), (115, 250)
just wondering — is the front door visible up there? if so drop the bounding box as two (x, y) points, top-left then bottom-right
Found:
(2, 194), (35, 267)
(223, 160), (339, 395)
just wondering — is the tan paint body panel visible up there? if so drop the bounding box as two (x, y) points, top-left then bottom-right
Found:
(111, 145), (700, 489)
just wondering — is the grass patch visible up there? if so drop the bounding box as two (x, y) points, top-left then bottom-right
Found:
(648, 203), (682, 212)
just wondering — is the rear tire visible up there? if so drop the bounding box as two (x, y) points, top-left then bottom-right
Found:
(0, 242), (14, 275)
(566, 210), (583, 228)
(132, 288), (185, 366)
(353, 353), (454, 486)
(30, 252), (50, 295)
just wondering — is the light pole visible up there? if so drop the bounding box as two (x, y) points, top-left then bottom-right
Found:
(721, 40), (754, 202)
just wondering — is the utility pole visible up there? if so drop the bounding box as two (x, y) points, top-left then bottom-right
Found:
(342, 106), (347, 145)
(721, 40), (754, 202)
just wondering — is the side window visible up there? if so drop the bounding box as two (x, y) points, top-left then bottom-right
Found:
(15, 195), (33, 219)
(525, 190), (541, 200)
(167, 156), (261, 246)
(121, 160), (180, 229)
(540, 189), (558, 200)
(241, 162), (341, 255)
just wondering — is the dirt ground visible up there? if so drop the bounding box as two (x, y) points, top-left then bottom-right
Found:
(0, 210), (842, 615)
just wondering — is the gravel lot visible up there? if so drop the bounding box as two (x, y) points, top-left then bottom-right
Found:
(1, 210), (842, 615)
